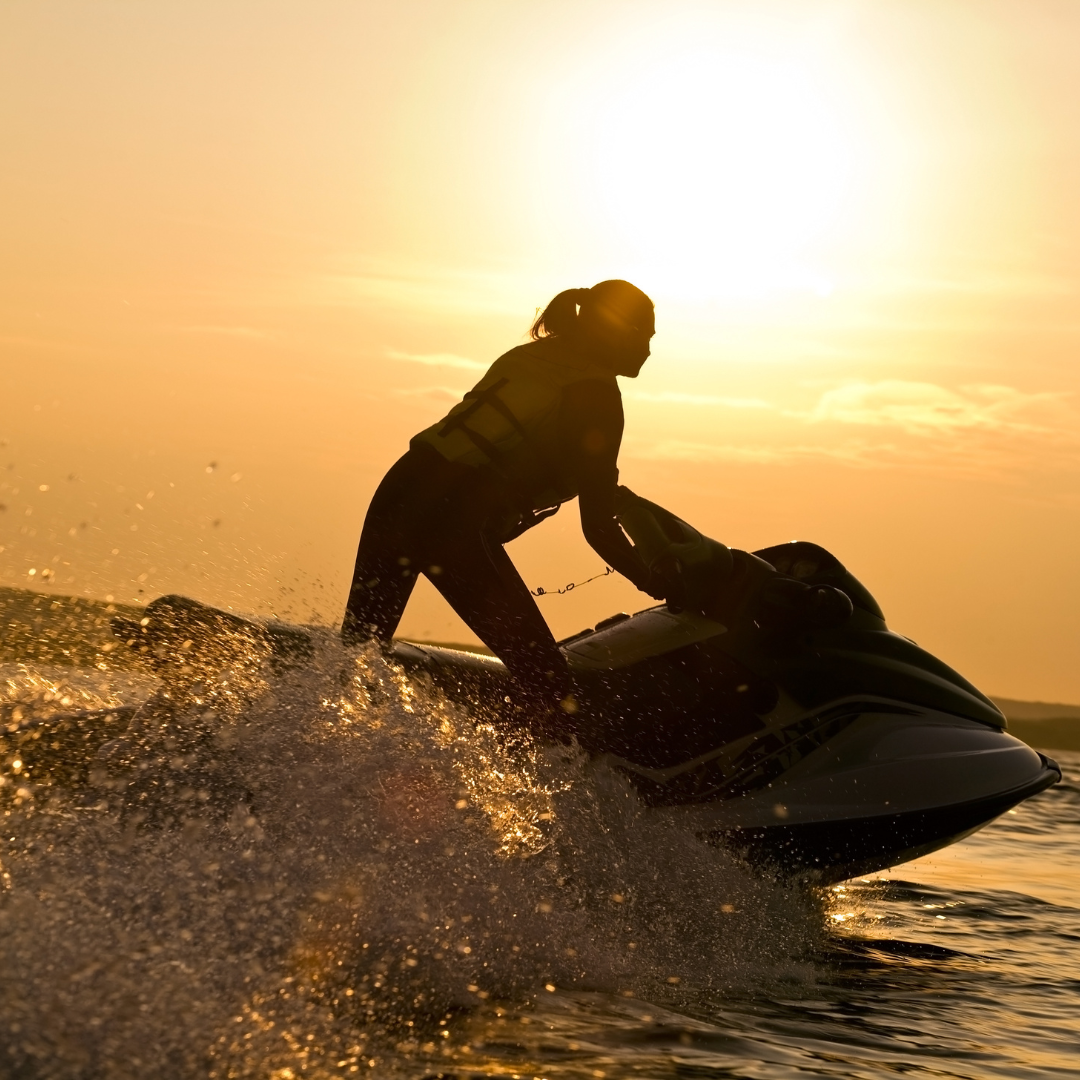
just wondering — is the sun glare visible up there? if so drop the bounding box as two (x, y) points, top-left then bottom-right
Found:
(570, 46), (865, 300)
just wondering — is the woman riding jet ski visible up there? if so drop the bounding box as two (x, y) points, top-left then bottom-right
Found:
(341, 280), (668, 720)
(5, 488), (1058, 884)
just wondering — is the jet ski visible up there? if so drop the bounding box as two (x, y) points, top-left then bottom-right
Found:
(1, 491), (1060, 883)
(385, 489), (1061, 882)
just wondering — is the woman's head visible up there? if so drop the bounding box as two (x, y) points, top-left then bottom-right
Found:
(530, 280), (655, 377)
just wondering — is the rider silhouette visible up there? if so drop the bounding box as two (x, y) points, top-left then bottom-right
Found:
(342, 280), (667, 716)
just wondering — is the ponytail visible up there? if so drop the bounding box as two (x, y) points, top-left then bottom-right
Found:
(529, 280), (654, 341)
(529, 287), (591, 340)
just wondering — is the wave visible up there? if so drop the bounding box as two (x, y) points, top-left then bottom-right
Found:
(0, 636), (822, 1078)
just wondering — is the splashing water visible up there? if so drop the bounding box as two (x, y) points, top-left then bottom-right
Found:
(0, 663), (157, 730)
(0, 635), (822, 1078)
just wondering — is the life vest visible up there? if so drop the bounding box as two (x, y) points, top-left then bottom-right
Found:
(411, 337), (618, 513)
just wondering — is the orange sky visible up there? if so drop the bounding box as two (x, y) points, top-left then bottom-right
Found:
(3, 1), (1080, 701)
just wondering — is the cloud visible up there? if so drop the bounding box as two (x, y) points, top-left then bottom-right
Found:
(173, 325), (270, 339)
(627, 439), (893, 468)
(626, 433), (1080, 478)
(391, 385), (466, 404)
(323, 256), (544, 317)
(626, 379), (1080, 478)
(627, 391), (773, 409)
(0, 334), (86, 353)
(387, 349), (486, 371)
(628, 380), (1065, 436)
(805, 380), (1065, 436)
(869, 269), (1077, 298)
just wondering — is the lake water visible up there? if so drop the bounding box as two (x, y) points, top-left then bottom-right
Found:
(1, 650), (1077, 1079)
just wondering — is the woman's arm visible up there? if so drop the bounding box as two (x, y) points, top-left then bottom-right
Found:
(561, 380), (663, 596)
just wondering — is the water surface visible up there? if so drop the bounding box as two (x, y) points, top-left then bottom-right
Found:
(0, 652), (1075, 1079)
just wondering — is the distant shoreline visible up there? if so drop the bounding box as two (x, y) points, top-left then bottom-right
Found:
(3, 585), (1078, 750)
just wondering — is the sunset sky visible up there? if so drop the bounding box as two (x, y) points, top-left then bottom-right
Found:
(3, 1), (1080, 701)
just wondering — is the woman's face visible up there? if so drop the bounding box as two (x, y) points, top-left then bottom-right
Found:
(583, 302), (656, 377)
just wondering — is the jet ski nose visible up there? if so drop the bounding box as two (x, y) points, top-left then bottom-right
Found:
(1037, 752), (1063, 783)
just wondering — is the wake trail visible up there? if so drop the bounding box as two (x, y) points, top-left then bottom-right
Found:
(0, 635), (821, 1078)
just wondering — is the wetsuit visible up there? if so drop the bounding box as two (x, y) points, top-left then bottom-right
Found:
(342, 336), (654, 709)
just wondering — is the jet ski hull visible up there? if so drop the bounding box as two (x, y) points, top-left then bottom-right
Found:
(707, 755), (1061, 883)
(398, 634), (1063, 882)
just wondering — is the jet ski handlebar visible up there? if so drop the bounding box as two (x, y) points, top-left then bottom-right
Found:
(615, 486), (854, 631)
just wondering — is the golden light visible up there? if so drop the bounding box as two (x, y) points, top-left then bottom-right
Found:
(525, 14), (902, 309)
(587, 49), (858, 299)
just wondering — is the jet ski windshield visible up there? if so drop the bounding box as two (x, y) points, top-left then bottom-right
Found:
(754, 541), (885, 622)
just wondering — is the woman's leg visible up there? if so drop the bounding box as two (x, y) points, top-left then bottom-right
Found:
(342, 527), (419, 645)
(427, 526), (572, 711)
(341, 452), (431, 645)
(343, 448), (571, 712)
